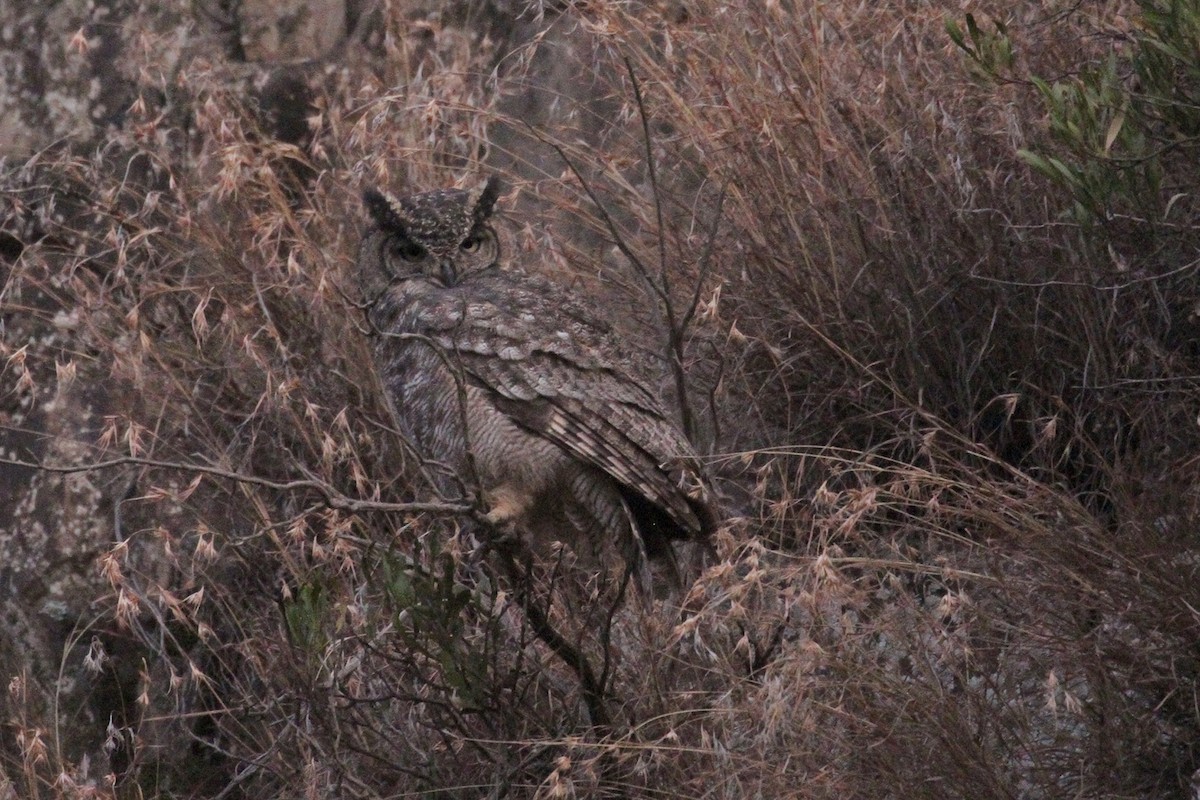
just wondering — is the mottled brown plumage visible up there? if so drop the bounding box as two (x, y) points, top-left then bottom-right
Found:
(356, 177), (715, 586)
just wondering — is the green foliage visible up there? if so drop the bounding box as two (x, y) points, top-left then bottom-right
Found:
(957, 0), (1200, 220)
(1018, 52), (1157, 221)
(945, 13), (1014, 78)
(374, 542), (491, 709)
(281, 542), (492, 709)
(283, 580), (334, 658)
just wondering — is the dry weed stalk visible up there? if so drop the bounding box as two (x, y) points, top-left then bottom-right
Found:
(1, 1), (1198, 797)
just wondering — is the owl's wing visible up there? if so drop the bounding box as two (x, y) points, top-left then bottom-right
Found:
(478, 353), (706, 537)
(417, 276), (709, 538)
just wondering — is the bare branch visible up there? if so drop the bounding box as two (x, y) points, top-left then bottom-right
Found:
(0, 452), (470, 515)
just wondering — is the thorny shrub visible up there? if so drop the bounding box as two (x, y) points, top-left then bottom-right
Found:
(1, 1), (1199, 798)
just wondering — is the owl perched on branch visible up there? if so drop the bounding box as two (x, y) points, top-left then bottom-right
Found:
(356, 176), (716, 589)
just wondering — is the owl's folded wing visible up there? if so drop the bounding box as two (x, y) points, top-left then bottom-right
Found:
(445, 341), (711, 541)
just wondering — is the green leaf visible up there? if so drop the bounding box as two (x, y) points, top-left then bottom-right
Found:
(1017, 149), (1056, 179)
(1103, 104), (1127, 154)
(1046, 157), (1081, 187)
(945, 18), (970, 54)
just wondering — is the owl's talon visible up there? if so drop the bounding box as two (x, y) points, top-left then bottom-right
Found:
(483, 484), (528, 527)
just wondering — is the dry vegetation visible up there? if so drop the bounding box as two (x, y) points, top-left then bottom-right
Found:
(2, 0), (1199, 797)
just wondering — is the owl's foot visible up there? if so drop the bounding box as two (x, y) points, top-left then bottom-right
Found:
(482, 483), (531, 527)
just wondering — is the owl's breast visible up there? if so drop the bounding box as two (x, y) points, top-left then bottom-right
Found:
(368, 279), (467, 335)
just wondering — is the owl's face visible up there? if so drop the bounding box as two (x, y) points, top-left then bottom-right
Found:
(359, 177), (501, 303)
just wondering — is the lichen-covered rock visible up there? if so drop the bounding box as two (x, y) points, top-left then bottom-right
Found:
(239, 0), (347, 62)
(0, 1), (145, 156)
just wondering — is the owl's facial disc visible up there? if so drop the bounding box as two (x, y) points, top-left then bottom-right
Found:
(363, 182), (501, 288)
(378, 233), (432, 282)
(460, 231), (483, 253)
(390, 236), (426, 263)
(457, 225), (500, 269)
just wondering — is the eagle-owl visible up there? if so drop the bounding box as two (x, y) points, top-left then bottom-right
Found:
(356, 177), (715, 587)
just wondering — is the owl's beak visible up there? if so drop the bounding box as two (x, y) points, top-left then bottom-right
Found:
(440, 259), (457, 286)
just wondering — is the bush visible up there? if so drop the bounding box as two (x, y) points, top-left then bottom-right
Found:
(2, 1), (1198, 798)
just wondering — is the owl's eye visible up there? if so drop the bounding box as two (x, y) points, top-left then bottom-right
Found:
(460, 234), (482, 253)
(390, 238), (426, 263)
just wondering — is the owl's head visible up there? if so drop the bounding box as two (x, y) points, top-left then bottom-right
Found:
(358, 176), (502, 302)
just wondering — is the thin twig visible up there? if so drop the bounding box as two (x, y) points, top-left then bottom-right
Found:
(518, 121), (668, 308)
(496, 546), (611, 730)
(679, 183), (726, 336)
(623, 55), (671, 302)
(622, 55), (699, 443)
(0, 453), (469, 515)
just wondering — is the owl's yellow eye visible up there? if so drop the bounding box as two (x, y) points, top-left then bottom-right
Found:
(391, 238), (426, 262)
(460, 235), (481, 253)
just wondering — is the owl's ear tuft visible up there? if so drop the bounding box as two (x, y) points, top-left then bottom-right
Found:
(363, 189), (408, 235)
(469, 176), (502, 225)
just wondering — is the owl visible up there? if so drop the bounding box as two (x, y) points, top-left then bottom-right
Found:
(356, 177), (716, 588)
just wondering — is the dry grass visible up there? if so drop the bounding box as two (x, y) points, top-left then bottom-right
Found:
(1, 1), (1199, 798)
